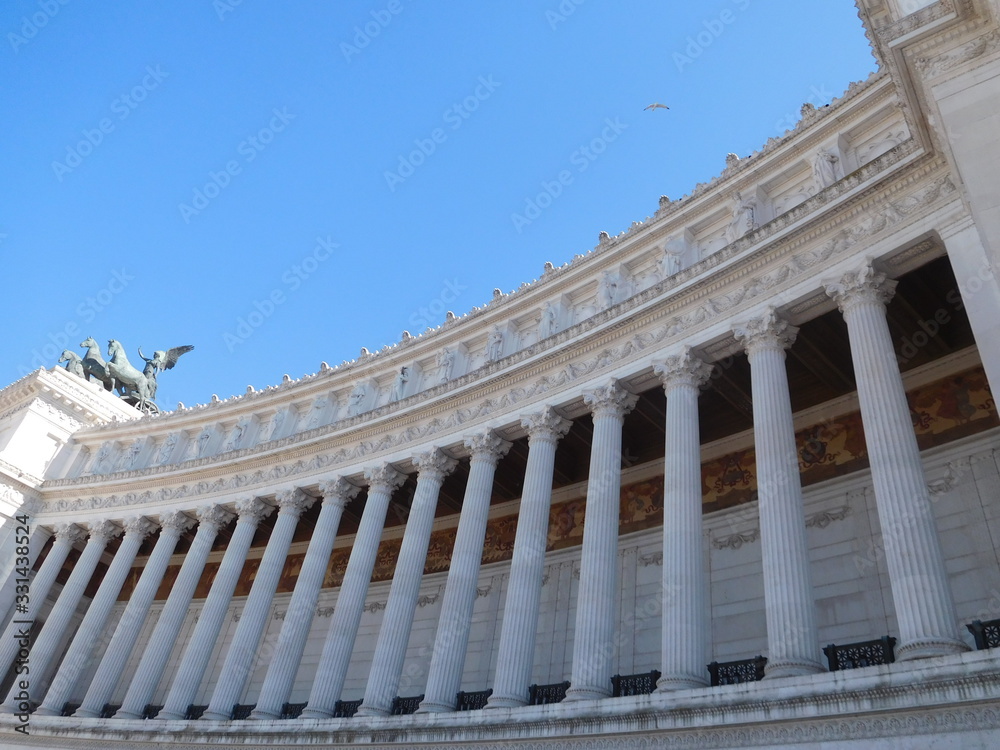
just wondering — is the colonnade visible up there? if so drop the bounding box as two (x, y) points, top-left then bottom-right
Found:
(0, 261), (969, 720)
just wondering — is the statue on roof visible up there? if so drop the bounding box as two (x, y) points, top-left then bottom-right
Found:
(60, 338), (194, 414)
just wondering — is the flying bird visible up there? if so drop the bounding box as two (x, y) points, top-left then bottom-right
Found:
(644, 102), (670, 111)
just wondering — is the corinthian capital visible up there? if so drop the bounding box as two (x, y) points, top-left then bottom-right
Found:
(583, 381), (638, 421)
(275, 487), (315, 517)
(87, 519), (122, 545)
(521, 406), (573, 445)
(464, 430), (512, 466)
(318, 476), (362, 509)
(414, 448), (459, 484)
(733, 307), (798, 357)
(122, 515), (157, 540)
(196, 503), (236, 532)
(53, 523), (87, 546)
(364, 464), (407, 495)
(824, 261), (897, 314)
(653, 347), (714, 391)
(158, 510), (196, 535)
(234, 496), (274, 525)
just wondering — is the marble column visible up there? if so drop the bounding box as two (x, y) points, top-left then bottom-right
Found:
(250, 477), (359, 720)
(35, 516), (157, 716)
(0, 520), (122, 712)
(826, 263), (967, 659)
(75, 511), (195, 718)
(0, 524), (85, 679)
(203, 489), (315, 720)
(357, 449), (458, 716)
(565, 382), (637, 701)
(654, 349), (714, 691)
(487, 406), (572, 708)
(0, 520), (51, 630)
(301, 464), (405, 719)
(939, 221), (1000, 405)
(115, 504), (234, 720)
(157, 497), (273, 721)
(418, 431), (511, 713)
(733, 308), (824, 677)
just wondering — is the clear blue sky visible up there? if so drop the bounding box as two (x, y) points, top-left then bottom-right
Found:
(1, 0), (877, 410)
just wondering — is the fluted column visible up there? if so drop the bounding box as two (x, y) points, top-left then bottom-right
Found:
(157, 497), (274, 721)
(0, 520), (122, 713)
(203, 488), (315, 720)
(250, 477), (360, 719)
(826, 263), (967, 659)
(115, 504), (234, 720)
(35, 516), (157, 716)
(487, 406), (572, 708)
(418, 431), (511, 713)
(0, 520), (51, 629)
(301, 464), (405, 719)
(733, 308), (824, 677)
(654, 349), (713, 691)
(565, 382), (637, 701)
(75, 511), (195, 718)
(0, 524), (85, 679)
(357, 450), (458, 716)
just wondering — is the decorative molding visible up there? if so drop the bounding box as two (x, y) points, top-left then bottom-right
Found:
(928, 449), (993, 496)
(638, 551), (663, 567)
(713, 529), (760, 550)
(805, 504), (853, 529)
(917, 27), (1000, 77)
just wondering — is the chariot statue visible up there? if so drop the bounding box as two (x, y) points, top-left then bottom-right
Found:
(60, 337), (194, 414)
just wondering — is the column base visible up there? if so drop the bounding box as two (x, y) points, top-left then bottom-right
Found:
(656, 674), (709, 692)
(113, 708), (144, 720)
(563, 685), (610, 702)
(248, 706), (281, 720)
(200, 709), (232, 721)
(415, 698), (455, 713)
(764, 658), (825, 679)
(29, 705), (61, 717)
(484, 693), (526, 709)
(155, 709), (188, 721)
(72, 706), (103, 718)
(298, 707), (333, 720)
(354, 702), (390, 717)
(897, 636), (970, 661)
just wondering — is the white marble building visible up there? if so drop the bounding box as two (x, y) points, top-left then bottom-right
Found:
(4, 0), (1000, 747)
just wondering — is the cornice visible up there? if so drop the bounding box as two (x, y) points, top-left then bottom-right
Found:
(67, 72), (898, 445)
(0, 367), (138, 428)
(37, 155), (961, 514)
